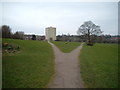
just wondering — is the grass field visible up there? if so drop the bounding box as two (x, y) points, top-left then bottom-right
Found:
(52, 41), (81, 53)
(2, 39), (54, 88)
(80, 43), (118, 88)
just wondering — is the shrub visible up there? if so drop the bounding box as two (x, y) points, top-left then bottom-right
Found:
(2, 43), (20, 53)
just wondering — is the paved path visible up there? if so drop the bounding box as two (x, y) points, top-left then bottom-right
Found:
(48, 41), (84, 88)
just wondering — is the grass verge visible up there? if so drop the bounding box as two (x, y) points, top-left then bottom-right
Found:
(2, 39), (54, 88)
(52, 41), (81, 53)
(80, 43), (118, 88)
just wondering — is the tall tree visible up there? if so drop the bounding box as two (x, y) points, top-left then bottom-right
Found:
(2, 25), (12, 38)
(77, 21), (103, 45)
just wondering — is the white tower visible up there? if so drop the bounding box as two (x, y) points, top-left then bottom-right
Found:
(45, 27), (56, 41)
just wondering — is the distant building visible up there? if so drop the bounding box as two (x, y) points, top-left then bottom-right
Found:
(24, 35), (32, 40)
(36, 35), (45, 40)
(24, 35), (45, 40)
(45, 26), (56, 41)
(17, 31), (24, 39)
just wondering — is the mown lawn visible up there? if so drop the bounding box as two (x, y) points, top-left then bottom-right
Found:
(80, 43), (118, 88)
(2, 39), (54, 88)
(52, 41), (81, 53)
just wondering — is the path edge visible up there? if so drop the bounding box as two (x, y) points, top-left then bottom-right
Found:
(46, 41), (56, 88)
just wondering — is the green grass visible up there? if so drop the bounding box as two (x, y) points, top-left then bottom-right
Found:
(2, 39), (54, 88)
(80, 43), (118, 88)
(52, 41), (81, 53)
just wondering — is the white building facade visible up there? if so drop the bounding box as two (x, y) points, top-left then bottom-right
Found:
(45, 27), (56, 41)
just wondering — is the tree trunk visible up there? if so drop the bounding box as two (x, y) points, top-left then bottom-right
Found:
(88, 29), (91, 44)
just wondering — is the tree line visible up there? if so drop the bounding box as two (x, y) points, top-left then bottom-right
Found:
(1, 25), (24, 39)
(56, 21), (119, 45)
(1, 25), (36, 40)
(56, 34), (119, 44)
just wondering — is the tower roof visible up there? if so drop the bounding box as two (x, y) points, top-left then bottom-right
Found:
(46, 26), (56, 29)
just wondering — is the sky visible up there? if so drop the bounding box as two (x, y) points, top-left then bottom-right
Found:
(1, 0), (118, 35)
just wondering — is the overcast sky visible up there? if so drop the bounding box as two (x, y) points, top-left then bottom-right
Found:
(1, 1), (118, 35)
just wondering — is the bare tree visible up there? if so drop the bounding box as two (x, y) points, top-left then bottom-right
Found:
(77, 21), (103, 45)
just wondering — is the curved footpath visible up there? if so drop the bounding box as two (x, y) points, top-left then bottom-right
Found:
(47, 41), (84, 88)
